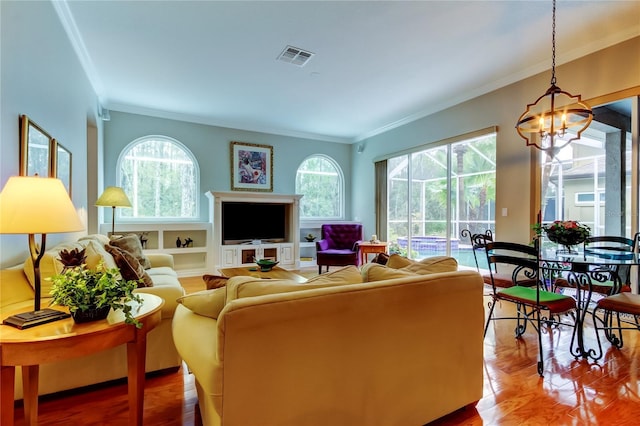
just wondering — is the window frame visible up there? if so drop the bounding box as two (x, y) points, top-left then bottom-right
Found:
(116, 135), (200, 222)
(296, 154), (345, 220)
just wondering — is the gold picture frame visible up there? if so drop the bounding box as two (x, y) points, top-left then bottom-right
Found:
(52, 140), (72, 196)
(19, 114), (54, 177)
(230, 141), (273, 192)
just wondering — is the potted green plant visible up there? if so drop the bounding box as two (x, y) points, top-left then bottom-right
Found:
(49, 260), (144, 328)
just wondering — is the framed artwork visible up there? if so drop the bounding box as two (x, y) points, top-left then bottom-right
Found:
(19, 114), (54, 177)
(52, 140), (72, 196)
(230, 141), (273, 192)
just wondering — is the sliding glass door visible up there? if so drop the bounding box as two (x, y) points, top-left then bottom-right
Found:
(387, 131), (496, 268)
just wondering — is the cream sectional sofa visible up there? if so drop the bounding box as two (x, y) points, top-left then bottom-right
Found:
(0, 234), (185, 399)
(172, 259), (484, 426)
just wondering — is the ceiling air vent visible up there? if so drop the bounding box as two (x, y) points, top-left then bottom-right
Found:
(277, 45), (314, 67)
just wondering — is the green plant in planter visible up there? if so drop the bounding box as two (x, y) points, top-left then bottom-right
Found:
(49, 262), (144, 328)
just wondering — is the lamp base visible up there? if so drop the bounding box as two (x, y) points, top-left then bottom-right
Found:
(3, 308), (70, 329)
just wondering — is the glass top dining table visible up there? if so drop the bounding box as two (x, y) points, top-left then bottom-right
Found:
(538, 247), (640, 359)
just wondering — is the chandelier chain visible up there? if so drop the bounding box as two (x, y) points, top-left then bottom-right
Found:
(551, 0), (557, 85)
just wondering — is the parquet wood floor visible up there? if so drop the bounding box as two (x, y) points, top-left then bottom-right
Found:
(11, 271), (639, 425)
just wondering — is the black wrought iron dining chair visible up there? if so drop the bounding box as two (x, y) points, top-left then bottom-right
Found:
(554, 233), (639, 296)
(460, 229), (537, 289)
(591, 292), (640, 360)
(460, 229), (493, 285)
(484, 240), (577, 376)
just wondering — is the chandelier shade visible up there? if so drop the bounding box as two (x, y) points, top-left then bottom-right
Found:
(515, 0), (593, 154)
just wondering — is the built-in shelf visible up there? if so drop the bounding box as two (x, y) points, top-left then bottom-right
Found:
(99, 222), (212, 277)
(207, 191), (302, 271)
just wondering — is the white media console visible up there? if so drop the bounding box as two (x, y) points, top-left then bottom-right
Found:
(207, 191), (303, 271)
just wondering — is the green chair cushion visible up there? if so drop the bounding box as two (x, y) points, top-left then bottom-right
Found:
(497, 286), (576, 313)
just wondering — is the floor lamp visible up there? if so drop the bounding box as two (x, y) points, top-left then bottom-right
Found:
(95, 186), (132, 235)
(0, 176), (85, 329)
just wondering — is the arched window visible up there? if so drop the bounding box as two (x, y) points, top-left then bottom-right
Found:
(295, 155), (344, 219)
(117, 136), (199, 220)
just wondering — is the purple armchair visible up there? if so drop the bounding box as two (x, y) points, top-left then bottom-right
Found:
(315, 224), (363, 274)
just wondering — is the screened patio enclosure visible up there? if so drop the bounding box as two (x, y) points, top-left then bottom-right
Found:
(386, 132), (496, 269)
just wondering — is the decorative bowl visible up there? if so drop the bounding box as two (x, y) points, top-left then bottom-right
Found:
(256, 259), (279, 272)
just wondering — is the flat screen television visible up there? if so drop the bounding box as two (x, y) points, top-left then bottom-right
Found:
(222, 202), (287, 244)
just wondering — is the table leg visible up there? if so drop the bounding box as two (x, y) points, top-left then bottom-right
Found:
(127, 332), (147, 426)
(22, 365), (39, 426)
(1, 366), (16, 426)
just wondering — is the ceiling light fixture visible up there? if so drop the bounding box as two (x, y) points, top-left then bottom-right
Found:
(516, 0), (593, 155)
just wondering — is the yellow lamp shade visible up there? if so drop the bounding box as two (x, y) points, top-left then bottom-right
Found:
(0, 176), (84, 234)
(95, 186), (132, 208)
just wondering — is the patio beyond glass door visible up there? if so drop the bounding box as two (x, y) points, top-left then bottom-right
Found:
(387, 132), (496, 268)
(540, 101), (633, 240)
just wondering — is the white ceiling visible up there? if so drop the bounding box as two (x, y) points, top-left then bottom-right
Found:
(54, 0), (640, 143)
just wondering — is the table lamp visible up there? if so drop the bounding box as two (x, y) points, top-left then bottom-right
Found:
(95, 186), (132, 235)
(0, 176), (85, 328)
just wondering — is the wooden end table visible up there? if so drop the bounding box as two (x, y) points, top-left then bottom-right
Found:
(0, 293), (164, 426)
(358, 242), (388, 265)
(219, 266), (307, 283)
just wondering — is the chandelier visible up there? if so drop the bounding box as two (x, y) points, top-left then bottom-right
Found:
(516, 0), (593, 154)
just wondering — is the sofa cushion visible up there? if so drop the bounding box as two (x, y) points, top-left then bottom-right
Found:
(135, 279), (184, 319)
(401, 256), (458, 274)
(387, 254), (458, 274)
(105, 245), (154, 287)
(226, 276), (356, 304)
(177, 287), (227, 319)
(386, 254), (413, 269)
(1, 268), (34, 307)
(146, 266), (178, 278)
(360, 263), (419, 282)
(78, 234), (111, 246)
(109, 234), (151, 269)
(306, 265), (362, 284)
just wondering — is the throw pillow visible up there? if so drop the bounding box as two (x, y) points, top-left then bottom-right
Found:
(84, 240), (118, 271)
(177, 287), (227, 319)
(371, 252), (390, 265)
(202, 274), (229, 290)
(105, 245), (154, 287)
(306, 265), (362, 285)
(360, 263), (419, 282)
(109, 234), (151, 269)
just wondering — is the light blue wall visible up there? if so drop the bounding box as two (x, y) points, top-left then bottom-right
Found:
(352, 37), (640, 245)
(2, 0), (637, 267)
(103, 111), (353, 222)
(0, 1), (99, 268)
